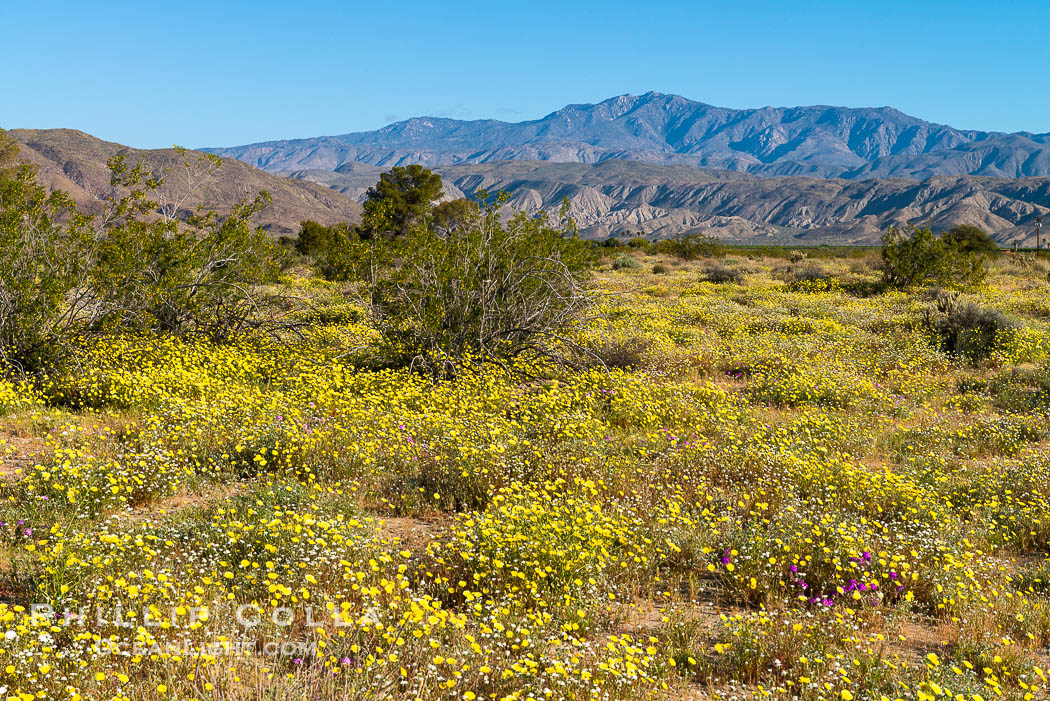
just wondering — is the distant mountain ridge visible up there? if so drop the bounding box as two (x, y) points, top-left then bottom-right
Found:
(289, 160), (1050, 245)
(205, 92), (1050, 179)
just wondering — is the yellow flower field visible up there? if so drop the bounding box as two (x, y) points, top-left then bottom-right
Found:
(1, 252), (1049, 700)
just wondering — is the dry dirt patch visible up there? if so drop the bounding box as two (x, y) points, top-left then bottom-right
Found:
(0, 429), (44, 478)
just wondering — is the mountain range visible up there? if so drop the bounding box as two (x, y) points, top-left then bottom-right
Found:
(10, 91), (1050, 245)
(205, 92), (1050, 180)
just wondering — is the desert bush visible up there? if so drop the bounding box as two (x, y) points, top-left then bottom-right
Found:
(789, 263), (831, 283)
(0, 128), (18, 179)
(924, 293), (1015, 361)
(942, 224), (1000, 254)
(90, 153), (283, 340)
(1, 149), (289, 377)
(985, 365), (1050, 411)
(652, 263), (669, 274)
(704, 263), (743, 284)
(655, 233), (725, 260)
(782, 263), (842, 293)
(316, 226), (373, 282)
(294, 219), (354, 256)
(359, 193), (596, 375)
(881, 225), (987, 289)
(612, 255), (641, 270)
(847, 258), (876, 275)
(0, 166), (92, 374)
(582, 335), (651, 369)
(362, 164), (444, 237)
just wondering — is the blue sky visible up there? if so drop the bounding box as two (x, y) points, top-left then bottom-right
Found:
(2, 0), (1047, 149)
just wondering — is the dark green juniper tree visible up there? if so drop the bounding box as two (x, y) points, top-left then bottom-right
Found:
(362, 164), (444, 237)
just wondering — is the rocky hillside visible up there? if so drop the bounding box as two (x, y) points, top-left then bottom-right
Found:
(207, 93), (1050, 179)
(11, 129), (360, 234)
(290, 160), (1050, 244)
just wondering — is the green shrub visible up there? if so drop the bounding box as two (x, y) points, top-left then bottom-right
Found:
(0, 166), (91, 374)
(881, 226), (987, 289)
(317, 226), (372, 281)
(361, 194), (595, 375)
(655, 233), (725, 260)
(652, 263), (669, 274)
(362, 164), (444, 237)
(986, 366), (1050, 411)
(925, 294), (1015, 361)
(1, 149), (288, 376)
(942, 224), (1000, 255)
(91, 153), (282, 341)
(704, 263), (743, 284)
(294, 220), (353, 256)
(612, 255), (641, 270)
